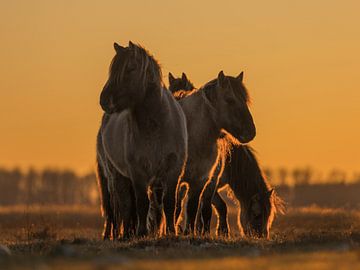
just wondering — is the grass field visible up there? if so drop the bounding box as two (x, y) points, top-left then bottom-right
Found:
(0, 205), (360, 269)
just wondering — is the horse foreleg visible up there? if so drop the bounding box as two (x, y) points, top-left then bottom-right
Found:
(212, 191), (229, 237)
(119, 177), (136, 240)
(133, 181), (150, 237)
(184, 184), (203, 236)
(163, 182), (177, 235)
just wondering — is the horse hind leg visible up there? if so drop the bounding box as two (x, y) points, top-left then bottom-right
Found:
(110, 184), (121, 241)
(102, 216), (113, 240)
(96, 157), (113, 240)
(199, 177), (218, 236)
(147, 183), (164, 236)
(175, 183), (188, 234)
(212, 191), (229, 237)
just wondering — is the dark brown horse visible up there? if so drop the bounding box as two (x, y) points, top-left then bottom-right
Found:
(169, 73), (284, 238)
(97, 42), (187, 238)
(169, 71), (256, 235)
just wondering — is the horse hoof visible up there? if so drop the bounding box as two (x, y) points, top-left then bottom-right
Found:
(136, 228), (148, 238)
(102, 234), (111, 241)
(217, 229), (229, 238)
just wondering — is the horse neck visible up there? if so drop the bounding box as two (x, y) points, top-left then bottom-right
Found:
(181, 90), (221, 143)
(132, 83), (165, 123)
(228, 147), (268, 204)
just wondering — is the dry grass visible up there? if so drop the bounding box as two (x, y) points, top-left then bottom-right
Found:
(0, 205), (360, 269)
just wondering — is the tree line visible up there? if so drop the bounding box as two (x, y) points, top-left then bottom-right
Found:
(0, 167), (98, 205)
(0, 166), (359, 206)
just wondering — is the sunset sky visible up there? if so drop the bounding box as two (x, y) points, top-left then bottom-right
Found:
(1, 1), (359, 179)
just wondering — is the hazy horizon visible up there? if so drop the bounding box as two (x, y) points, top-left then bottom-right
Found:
(1, 1), (359, 177)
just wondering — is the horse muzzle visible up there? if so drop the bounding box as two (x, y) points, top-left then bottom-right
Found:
(238, 128), (256, 144)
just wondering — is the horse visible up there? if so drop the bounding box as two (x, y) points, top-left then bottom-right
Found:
(171, 71), (256, 235)
(97, 41), (188, 237)
(169, 73), (284, 238)
(215, 143), (285, 238)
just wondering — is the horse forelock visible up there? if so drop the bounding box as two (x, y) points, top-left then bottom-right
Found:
(108, 43), (163, 90)
(108, 53), (128, 85)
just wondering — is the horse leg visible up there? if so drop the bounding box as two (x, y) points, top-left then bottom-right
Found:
(147, 183), (164, 236)
(199, 178), (218, 236)
(212, 191), (229, 237)
(133, 180), (150, 237)
(163, 180), (178, 235)
(110, 176), (121, 241)
(96, 158), (113, 240)
(175, 183), (187, 234)
(103, 215), (113, 240)
(184, 183), (203, 236)
(118, 177), (135, 240)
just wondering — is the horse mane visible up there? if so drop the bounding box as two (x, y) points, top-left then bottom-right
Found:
(173, 89), (198, 100)
(172, 78), (217, 100)
(186, 79), (195, 90)
(108, 43), (163, 89)
(171, 74), (250, 105)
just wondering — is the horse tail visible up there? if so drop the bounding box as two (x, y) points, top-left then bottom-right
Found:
(96, 155), (111, 219)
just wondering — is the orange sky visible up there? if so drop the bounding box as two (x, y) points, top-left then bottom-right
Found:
(0, 1), (359, 177)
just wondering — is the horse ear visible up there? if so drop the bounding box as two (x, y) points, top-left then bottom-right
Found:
(114, 42), (125, 53)
(217, 70), (225, 85)
(182, 72), (188, 81)
(128, 41), (135, 48)
(168, 72), (175, 84)
(217, 70), (230, 88)
(236, 72), (244, 82)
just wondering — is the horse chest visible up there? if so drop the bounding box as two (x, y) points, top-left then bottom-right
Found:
(125, 131), (166, 175)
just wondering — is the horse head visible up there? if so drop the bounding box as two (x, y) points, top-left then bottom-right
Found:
(211, 71), (256, 144)
(100, 41), (162, 113)
(168, 72), (195, 93)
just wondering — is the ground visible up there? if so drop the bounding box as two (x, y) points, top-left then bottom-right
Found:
(0, 205), (359, 269)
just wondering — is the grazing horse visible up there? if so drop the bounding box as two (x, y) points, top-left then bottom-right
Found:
(215, 144), (285, 238)
(97, 41), (187, 237)
(172, 71), (256, 235)
(169, 73), (284, 238)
